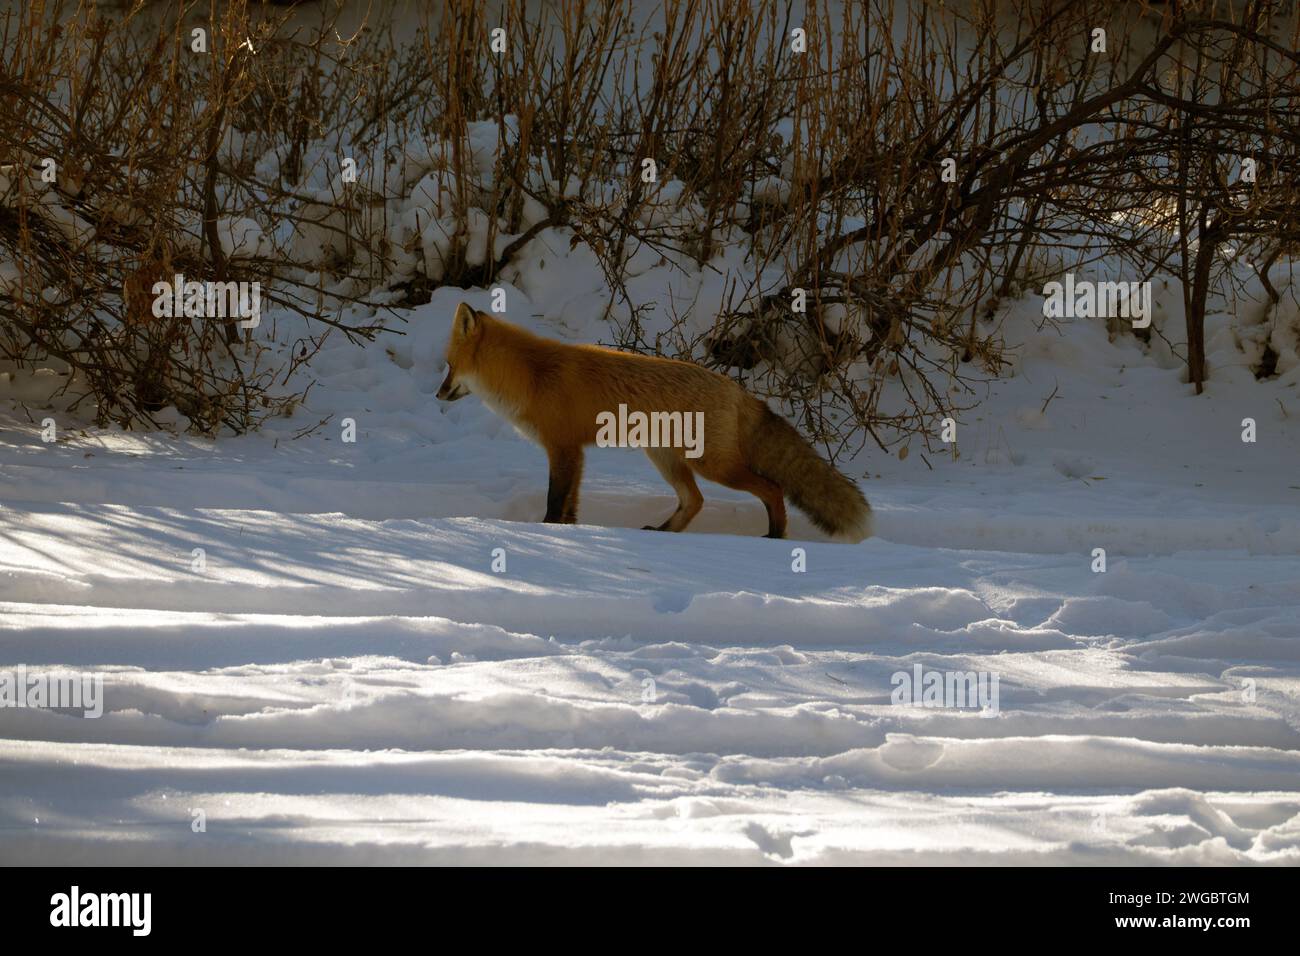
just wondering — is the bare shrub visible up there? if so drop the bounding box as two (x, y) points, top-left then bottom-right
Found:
(2, 0), (1296, 452)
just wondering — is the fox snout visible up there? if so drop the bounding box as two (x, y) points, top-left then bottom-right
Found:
(437, 367), (469, 401)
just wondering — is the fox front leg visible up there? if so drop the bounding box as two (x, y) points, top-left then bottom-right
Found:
(561, 468), (581, 523)
(544, 446), (584, 524)
(641, 447), (704, 532)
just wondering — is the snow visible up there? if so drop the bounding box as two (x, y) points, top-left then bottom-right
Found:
(2, 0), (1299, 865)
(2, 275), (1299, 864)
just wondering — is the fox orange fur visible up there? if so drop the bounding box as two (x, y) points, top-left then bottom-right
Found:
(437, 302), (872, 541)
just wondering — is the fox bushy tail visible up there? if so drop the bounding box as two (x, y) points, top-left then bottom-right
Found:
(747, 407), (872, 541)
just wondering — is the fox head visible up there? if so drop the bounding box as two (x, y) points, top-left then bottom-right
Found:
(437, 302), (484, 402)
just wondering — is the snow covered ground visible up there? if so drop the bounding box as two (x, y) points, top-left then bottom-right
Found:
(3, 0), (1299, 861)
(2, 274), (1299, 864)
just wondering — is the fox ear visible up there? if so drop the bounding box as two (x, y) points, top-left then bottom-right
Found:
(454, 302), (479, 337)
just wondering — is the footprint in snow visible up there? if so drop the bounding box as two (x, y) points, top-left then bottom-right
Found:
(651, 590), (692, 614)
(743, 822), (814, 861)
(878, 736), (946, 772)
(1053, 455), (1097, 480)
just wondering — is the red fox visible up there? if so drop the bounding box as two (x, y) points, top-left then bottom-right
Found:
(437, 302), (871, 541)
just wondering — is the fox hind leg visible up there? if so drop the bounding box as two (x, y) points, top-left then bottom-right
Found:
(544, 446), (584, 524)
(642, 447), (703, 532)
(708, 464), (787, 538)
